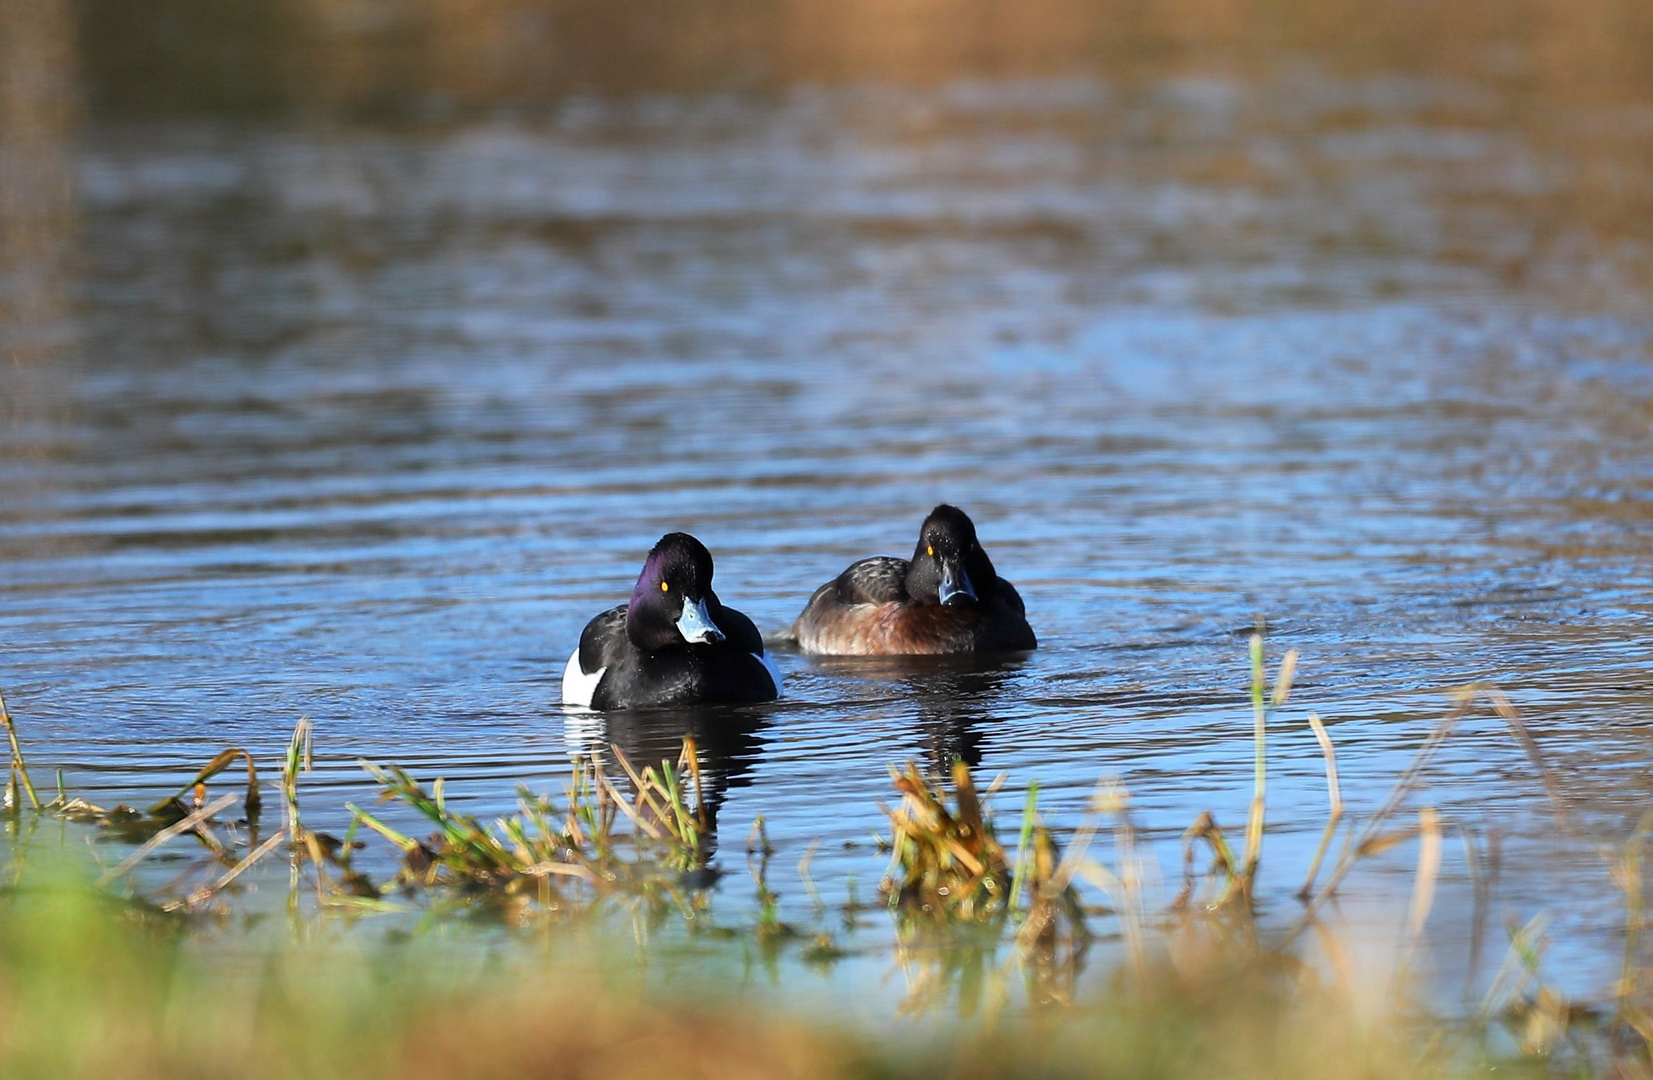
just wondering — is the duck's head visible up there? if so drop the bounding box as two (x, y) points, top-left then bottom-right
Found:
(627, 532), (726, 650)
(905, 505), (999, 607)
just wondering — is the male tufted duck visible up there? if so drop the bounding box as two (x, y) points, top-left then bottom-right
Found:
(790, 505), (1036, 655)
(562, 533), (781, 710)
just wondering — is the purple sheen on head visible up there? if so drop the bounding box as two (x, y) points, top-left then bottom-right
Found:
(628, 548), (668, 613)
(623, 533), (721, 651)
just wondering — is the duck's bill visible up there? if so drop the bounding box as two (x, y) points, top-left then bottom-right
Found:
(939, 562), (977, 606)
(676, 597), (726, 643)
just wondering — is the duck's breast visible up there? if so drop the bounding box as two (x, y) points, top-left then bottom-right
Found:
(798, 599), (983, 655)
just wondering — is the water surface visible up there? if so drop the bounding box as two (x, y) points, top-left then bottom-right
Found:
(4, 20), (1653, 1010)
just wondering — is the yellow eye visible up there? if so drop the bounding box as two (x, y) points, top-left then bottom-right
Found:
(661, 581), (669, 592)
(926, 545), (934, 557)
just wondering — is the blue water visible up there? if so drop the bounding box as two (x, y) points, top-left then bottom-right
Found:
(4, 72), (1653, 1009)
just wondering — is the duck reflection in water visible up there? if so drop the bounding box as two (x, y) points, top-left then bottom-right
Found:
(563, 703), (769, 859)
(806, 653), (1031, 771)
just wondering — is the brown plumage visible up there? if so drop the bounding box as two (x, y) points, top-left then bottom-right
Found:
(790, 506), (1036, 656)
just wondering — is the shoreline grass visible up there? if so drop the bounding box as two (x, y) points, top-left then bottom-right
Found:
(2, 647), (1650, 1077)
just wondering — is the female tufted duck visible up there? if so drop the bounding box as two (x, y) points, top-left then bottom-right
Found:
(562, 533), (781, 710)
(790, 505), (1036, 655)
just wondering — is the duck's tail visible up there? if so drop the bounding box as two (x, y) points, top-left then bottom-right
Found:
(763, 626), (802, 653)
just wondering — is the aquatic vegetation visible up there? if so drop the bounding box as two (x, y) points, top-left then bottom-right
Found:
(4, 644), (1653, 1077)
(346, 740), (714, 917)
(3, 685), (286, 912)
(880, 758), (1012, 922)
(878, 758), (1093, 1011)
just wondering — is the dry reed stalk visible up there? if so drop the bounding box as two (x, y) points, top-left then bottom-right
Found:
(680, 734), (708, 833)
(169, 827), (288, 912)
(608, 744), (669, 826)
(1272, 648), (1299, 707)
(1297, 711), (1342, 899)
(149, 747), (261, 823)
(1110, 806), (1147, 978)
(1293, 691), (1476, 931)
(0, 684), (41, 811)
(1478, 913), (1550, 1022)
(1402, 808), (1442, 967)
(1239, 633), (1268, 888)
(1178, 810), (1238, 906)
(523, 861), (598, 882)
(1614, 804), (1653, 1037)
(1295, 684), (1571, 945)
(97, 793), (239, 887)
(1486, 690), (1568, 822)
(797, 837), (823, 911)
(592, 766), (665, 841)
(1458, 821), (1497, 1006)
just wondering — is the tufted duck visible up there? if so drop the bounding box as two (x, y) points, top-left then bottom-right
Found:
(790, 505), (1036, 656)
(562, 533), (781, 709)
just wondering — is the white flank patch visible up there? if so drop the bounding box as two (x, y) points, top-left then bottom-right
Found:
(560, 648), (606, 708)
(756, 650), (783, 698)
